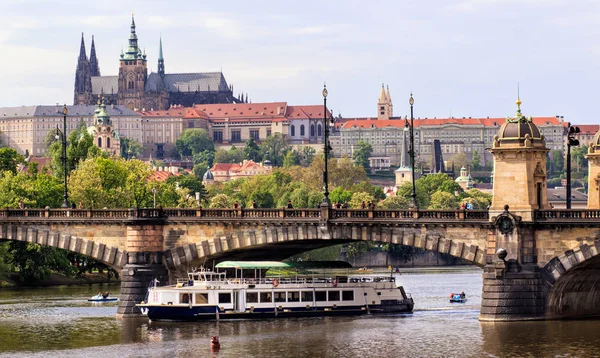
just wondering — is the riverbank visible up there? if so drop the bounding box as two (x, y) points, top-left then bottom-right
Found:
(0, 272), (119, 288)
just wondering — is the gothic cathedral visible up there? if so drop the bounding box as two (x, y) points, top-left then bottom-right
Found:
(74, 15), (244, 110)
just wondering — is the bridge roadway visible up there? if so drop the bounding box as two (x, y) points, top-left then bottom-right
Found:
(1, 206), (600, 321)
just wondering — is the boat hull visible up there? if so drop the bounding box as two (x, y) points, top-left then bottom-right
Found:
(138, 303), (413, 322)
(88, 298), (118, 302)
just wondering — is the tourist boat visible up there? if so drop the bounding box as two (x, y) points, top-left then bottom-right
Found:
(88, 293), (118, 302)
(449, 293), (467, 303)
(136, 261), (414, 322)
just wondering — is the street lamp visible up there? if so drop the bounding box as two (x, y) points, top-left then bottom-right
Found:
(566, 125), (580, 209)
(55, 104), (69, 208)
(404, 94), (418, 209)
(152, 187), (157, 208)
(322, 84), (331, 205)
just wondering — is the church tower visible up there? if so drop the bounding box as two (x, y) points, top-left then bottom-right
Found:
(73, 33), (92, 105)
(377, 84), (393, 120)
(89, 35), (100, 77)
(117, 15), (148, 110)
(88, 99), (121, 156)
(158, 36), (165, 80)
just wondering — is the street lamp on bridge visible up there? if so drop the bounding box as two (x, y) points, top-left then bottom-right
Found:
(55, 104), (69, 208)
(404, 94), (418, 209)
(322, 84), (332, 205)
(566, 125), (580, 209)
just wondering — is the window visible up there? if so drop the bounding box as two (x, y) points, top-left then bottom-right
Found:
(231, 130), (241, 142)
(311, 124), (315, 137)
(260, 292), (272, 303)
(342, 291), (354, 301)
(380, 106), (385, 110)
(288, 291), (300, 302)
(274, 292), (286, 302)
(291, 125), (295, 136)
(328, 290), (340, 301)
(180, 293), (191, 304)
(246, 292), (258, 303)
(317, 124), (322, 137)
(218, 293), (232, 303)
(213, 131), (223, 143)
(107, 137), (110, 148)
(250, 130), (259, 141)
(267, 129), (272, 137)
(301, 291), (313, 302)
(300, 125), (305, 136)
(97, 137), (102, 147)
(315, 291), (327, 302)
(195, 293), (208, 304)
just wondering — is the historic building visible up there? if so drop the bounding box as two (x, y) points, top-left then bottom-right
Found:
(87, 100), (121, 156)
(73, 15), (242, 111)
(333, 86), (567, 169)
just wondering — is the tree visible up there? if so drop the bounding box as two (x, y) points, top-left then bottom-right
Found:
(429, 191), (458, 209)
(450, 152), (467, 174)
(472, 150), (481, 170)
(301, 146), (316, 166)
(248, 189), (275, 208)
(48, 123), (99, 179)
(228, 145), (245, 163)
(349, 191), (375, 208)
(214, 148), (231, 163)
(0, 148), (24, 174)
(120, 137), (143, 159)
(378, 196), (409, 209)
(352, 141), (372, 171)
(552, 149), (564, 173)
(243, 138), (262, 162)
(175, 129), (214, 158)
(330, 187), (352, 205)
(167, 174), (205, 195)
(193, 163), (209, 180)
(260, 133), (289, 166)
(210, 193), (234, 208)
(283, 150), (300, 167)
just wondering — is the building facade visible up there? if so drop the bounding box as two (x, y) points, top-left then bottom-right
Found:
(74, 15), (242, 111)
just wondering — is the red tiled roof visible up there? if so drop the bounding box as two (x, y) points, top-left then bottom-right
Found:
(148, 169), (194, 182)
(195, 102), (288, 119)
(137, 107), (208, 119)
(340, 116), (564, 129)
(575, 125), (599, 135)
(210, 163), (241, 172)
(285, 105), (331, 119)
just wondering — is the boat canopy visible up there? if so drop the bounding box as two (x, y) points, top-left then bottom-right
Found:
(215, 261), (353, 269)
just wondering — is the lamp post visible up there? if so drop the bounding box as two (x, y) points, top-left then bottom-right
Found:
(322, 84), (330, 205)
(566, 125), (580, 209)
(55, 105), (69, 208)
(152, 188), (157, 208)
(404, 94), (418, 209)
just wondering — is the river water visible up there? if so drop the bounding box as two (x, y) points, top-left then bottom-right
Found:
(1, 267), (599, 357)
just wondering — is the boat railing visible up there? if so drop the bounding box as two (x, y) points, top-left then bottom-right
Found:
(176, 276), (399, 286)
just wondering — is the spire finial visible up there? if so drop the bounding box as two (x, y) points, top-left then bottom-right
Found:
(516, 83), (522, 113)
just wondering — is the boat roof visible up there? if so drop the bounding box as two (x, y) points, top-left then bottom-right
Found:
(215, 261), (353, 269)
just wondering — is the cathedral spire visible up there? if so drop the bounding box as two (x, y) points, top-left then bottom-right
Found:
(158, 36), (165, 78)
(123, 13), (141, 60)
(89, 35), (100, 76)
(78, 32), (87, 61)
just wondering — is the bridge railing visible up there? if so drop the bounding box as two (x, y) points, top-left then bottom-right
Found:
(534, 210), (600, 220)
(162, 208), (321, 219)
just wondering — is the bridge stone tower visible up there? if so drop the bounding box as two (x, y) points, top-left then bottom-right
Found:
(489, 98), (550, 221)
(482, 98), (549, 321)
(586, 131), (600, 208)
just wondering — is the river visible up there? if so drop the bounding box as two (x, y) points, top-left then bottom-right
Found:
(1, 267), (599, 357)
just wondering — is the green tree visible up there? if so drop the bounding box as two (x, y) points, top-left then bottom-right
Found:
(228, 145), (244, 163)
(450, 153), (467, 174)
(167, 174), (205, 195)
(349, 191), (375, 208)
(192, 150), (215, 167)
(0, 148), (24, 174)
(429, 191), (458, 209)
(243, 138), (262, 162)
(283, 150), (300, 167)
(352, 141), (372, 171)
(330, 186), (352, 205)
(8, 242), (72, 283)
(120, 137), (143, 159)
(214, 148), (231, 163)
(377, 196), (409, 209)
(552, 149), (564, 173)
(260, 133), (289, 166)
(301, 146), (316, 166)
(472, 150), (481, 170)
(210, 193), (234, 208)
(175, 129), (214, 158)
(48, 123), (99, 179)
(193, 163), (209, 180)
(248, 189), (275, 208)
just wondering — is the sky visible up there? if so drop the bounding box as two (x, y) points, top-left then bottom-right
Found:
(1, 0), (600, 124)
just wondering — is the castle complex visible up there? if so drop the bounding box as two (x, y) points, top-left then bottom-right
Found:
(73, 16), (241, 111)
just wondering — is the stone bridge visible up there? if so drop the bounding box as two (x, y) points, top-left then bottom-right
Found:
(2, 206), (600, 322)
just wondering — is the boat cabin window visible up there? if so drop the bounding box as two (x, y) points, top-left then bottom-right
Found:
(189, 274), (200, 281)
(301, 291), (313, 302)
(342, 291), (354, 301)
(328, 291), (340, 301)
(288, 291), (300, 302)
(274, 292), (286, 303)
(195, 293), (208, 304)
(260, 292), (272, 303)
(180, 293), (191, 304)
(315, 291), (327, 302)
(246, 292), (258, 303)
(218, 293), (232, 304)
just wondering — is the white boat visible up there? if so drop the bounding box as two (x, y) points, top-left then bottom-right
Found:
(136, 261), (414, 322)
(88, 293), (118, 302)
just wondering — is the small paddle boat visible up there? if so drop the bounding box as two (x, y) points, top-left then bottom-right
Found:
(88, 293), (118, 302)
(449, 293), (467, 303)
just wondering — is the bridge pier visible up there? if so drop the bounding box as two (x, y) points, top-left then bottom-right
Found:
(117, 222), (168, 319)
(480, 261), (546, 321)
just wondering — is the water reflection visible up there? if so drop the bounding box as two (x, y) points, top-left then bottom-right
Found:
(0, 269), (599, 357)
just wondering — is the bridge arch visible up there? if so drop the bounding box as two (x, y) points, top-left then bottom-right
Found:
(0, 224), (129, 269)
(163, 223), (487, 271)
(543, 239), (600, 319)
